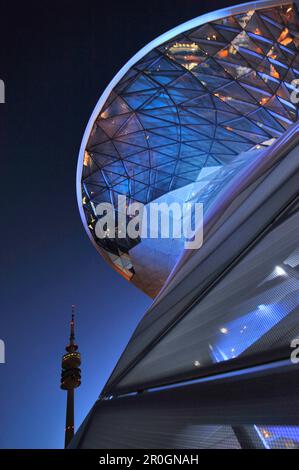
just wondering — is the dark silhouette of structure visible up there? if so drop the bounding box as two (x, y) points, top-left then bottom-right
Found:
(61, 306), (81, 448)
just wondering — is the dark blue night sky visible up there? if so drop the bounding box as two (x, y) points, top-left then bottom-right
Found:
(0, 0), (241, 448)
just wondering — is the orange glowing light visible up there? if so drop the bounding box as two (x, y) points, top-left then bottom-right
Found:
(260, 97), (270, 105)
(226, 126), (233, 131)
(267, 47), (277, 59)
(278, 27), (292, 46)
(254, 28), (261, 35)
(217, 49), (229, 58)
(278, 28), (289, 41)
(270, 64), (280, 79)
(281, 36), (293, 46)
(83, 151), (89, 167)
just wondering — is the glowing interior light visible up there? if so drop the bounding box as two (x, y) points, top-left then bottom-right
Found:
(270, 64), (280, 79)
(184, 62), (198, 71)
(278, 28), (292, 46)
(83, 151), (89, 167)
(220, 327), (228, 334)
(194, 360), (201, 367)
(274, 266), (287, 276)
(260, 97), (269, 105)
(217, 49), (229, 58)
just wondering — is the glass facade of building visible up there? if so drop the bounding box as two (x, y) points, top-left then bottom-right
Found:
(79, 1), (299, 296)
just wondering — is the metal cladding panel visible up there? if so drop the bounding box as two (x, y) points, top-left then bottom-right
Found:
(71, 361), (299, 449)
(102, 123), (299, 395)
(112, 203), (299, 392)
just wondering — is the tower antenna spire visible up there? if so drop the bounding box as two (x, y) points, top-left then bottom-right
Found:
(61, 305), (81, 448)
(70, 304), (76, 344)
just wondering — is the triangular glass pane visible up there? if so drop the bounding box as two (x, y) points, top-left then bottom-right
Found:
(215, 80), (257, 103)
(150, 125), (179, 140)
(142, 91), (173, 110)
(140, 107), (179, 124)
(115, 131), (148, 148)
(239, 70), (273, 93)
(114, 141), (145, 157)
(193, 57), (232, 79)
(193, 73), (231, 90)
(135, 50), (160, 71)
(123, 89), (157, 110)
(145, 131), (177, 147)
(277, 96), (297, 120)
(184, 107), (216, 124)
(150, 151), (176, 167)
(258, 13), (284, 41)
(89, 141), (119, 158)
(98, 113), (131, 138)
(244, 12), (273, 41)
(169, 71), (205, 90)
(234, 10), (255, 29)
(101, 96), (131, 118)
(116, 115), (144, 136)
(185, 123), (216, 138)
(124, 73), (158, 93)
(195, 39), (227, 56)
(136, 111), (170, 129)
(123, 160), (148, 178)
(149, 70), (183, 86)
(224, 116), (269, 136)
(210, 141), (236, 155)
(187, 23), (223, 42)
(214, 126), (249, 142)
(114, 69), (139, 94)
(87, 124), (109, 147)
(178, 143), (207, 157)
(183, 93), (214, 108)
(213, 15), (241, 28)
(167, 87), (204, 103)
(153, 143), (180, 157)
(90, 152), (117, 169)
(248, 107), (285, 132)
(231, 31), (264, 55)
(212, 23), (240, 42)
(125, 150), (150, 167)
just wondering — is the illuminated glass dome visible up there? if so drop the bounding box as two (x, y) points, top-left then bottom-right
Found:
(77, 0), (299, 298)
